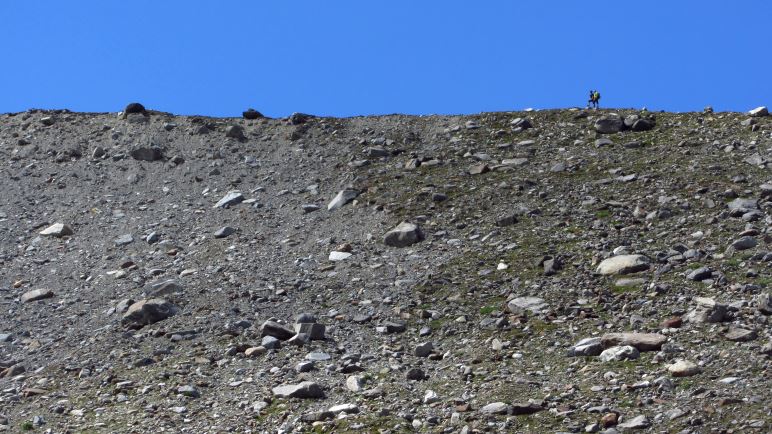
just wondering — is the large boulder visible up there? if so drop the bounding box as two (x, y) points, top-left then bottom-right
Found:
(596, 254), (649, 275)
(748, 106), (768, 117)
(594, 117), (624, 134)
(383, 222), (424, 247)
(122, 299), (178, 329)
(242, 108), (263, 120)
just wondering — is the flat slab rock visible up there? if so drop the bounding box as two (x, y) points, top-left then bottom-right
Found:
(507, 296), (547, 314)
(596, 254), (650, 275)
(272, 381), (324, 399)
(601, 332), (666, 351)
(21, 288), (54, 303)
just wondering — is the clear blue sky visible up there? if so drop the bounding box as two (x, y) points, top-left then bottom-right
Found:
(1, 1), (770, 117)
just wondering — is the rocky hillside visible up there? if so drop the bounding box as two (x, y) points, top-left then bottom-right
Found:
(0, 104), (770, 433)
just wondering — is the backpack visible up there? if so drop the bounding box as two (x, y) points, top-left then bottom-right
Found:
(593, 92), (601, 101)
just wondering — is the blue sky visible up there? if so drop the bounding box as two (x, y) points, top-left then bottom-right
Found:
(1, 1), (770, 117)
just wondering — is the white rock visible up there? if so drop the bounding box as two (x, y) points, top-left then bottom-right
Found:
(668, 360), (700, 377)
(748, 106), (768, 117)
(328, 251), (352, 261)
(39, 223), (74, 237)
(596, 254), (649, 275)
(599, 345), (640, 362)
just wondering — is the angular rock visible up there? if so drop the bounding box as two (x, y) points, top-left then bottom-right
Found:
(567, 337), (603, 357)
(599, 345), (640, 362)
(272, 381), (324, 399)
(468, 163), (490, 175)
(327, 188), (359, 211)
(294, 323), (325, 340)
(617, 415), (650, 430)
(260, 321), (295, 340)
(122, 298), (178, 329)
(685, 297), (727, 323)
(600, 332), (666, 351)
(383, 222), (424, 247)
(725, 327), (757, 342)
(631, 118), (654, 132)
(21, 289), (54, 303)
(39, 223), (73, 237)
(415, 342), (433, 357)
(114, 234), (134, 246)
(242, 108), (263, 119)
(596, 254), (650, 275)
(213, 191), (244, 208)
(748, 106), (768, 117)
(346, 375), (365, 393)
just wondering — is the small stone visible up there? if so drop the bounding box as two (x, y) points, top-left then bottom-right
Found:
(225, 125), (245, 140)
(214, 226), (236, 239)
(600, 332), (666, 351)
(567, 337), (603, 357)
(130, 147), (163, 161)
(406, 368), (426, 381)
(213, 191), (245, 208)
(510, 402), (543, 415)
(272, 381), (324, 399)
(383, 222), (424, 247)
(305, 352), (331, 362)
(725, 327), (757, 342)
(599, 345), (639, 362)
(617, 415), (650, 430)
(114, 234), (134, 246)
(346, 375), (365, 392)
(20, 289), (54, 303)
(327, 188), (359, 211)
(507, 296), (547, 314)
(177, 385), (199, 398)
(423, 390), (439, 404)
(596, 255), (650, 275)
(122, 298), (178, 329)
(731, 236), (757, 250)
(480, 402), (509, 415)
(39, 223), (74, 237)
(260, 321), (295, 340)
(294, 323), (325, 340)
(328, 251), (352, 261)
(244, 347), (266, 357)
(668, 360), (700, 377)
(329, 403), (359, 414)
(415, 342), (433, 357)
(261, 336), (281, 349)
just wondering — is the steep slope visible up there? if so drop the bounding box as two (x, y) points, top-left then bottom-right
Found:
(0, 106), (770, 433)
